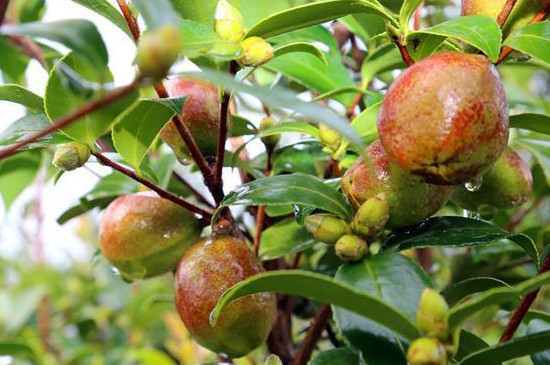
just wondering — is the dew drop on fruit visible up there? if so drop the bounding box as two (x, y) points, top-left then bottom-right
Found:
(111, 266), (121, 276)
(464, 176), (483, 192)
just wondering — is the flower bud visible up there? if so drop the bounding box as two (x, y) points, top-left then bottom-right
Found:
(407, 338), (447, 365)
(352, 193), (389, 237)
(259, 117), (280, 149)
(264, 355), (283, 365)
(417, 288), (450, 340)
(239, 37), (274, 67)
(319, 124), (342, 152)
(304, 214), (350, 245)
(52, 142), (90, 171)
(335, 234), (367, 262)
(215, 0), (244, 41)
(136, 25), (182, 79)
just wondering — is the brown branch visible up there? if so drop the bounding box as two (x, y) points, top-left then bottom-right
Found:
(347, 91), (362, 119)
(115, 0), (140, 41)
(391, 35), (414, 66)
(291, 305), (333, 365)
(499, 254), (550, 343)
(413, 3), (423, 31)
(93, 152), (213, 221)
(9, 35), (46, 68)
(497, 0), (519, 28)
(0, 81), (139, 162)
(0, 0), (9, 26)
(253, 148), (273, 256)
(172, 171), (215, 208)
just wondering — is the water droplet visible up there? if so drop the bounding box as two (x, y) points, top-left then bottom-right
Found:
(464, 176), (483, 192)
(463, 209), (481, 220)
(111, 266), (120, 276)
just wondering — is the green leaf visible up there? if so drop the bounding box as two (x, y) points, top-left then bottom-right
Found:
(454, 330), (494, 363)
(448, 271), (550, 333)
(400, 0), (424, 32)
(0, 342), (37, 361)
(0, 151), (42, 210)
(504, 22), (550, 66)
(441, 277), (511, 307)
(258, 122), (320, 140)
(211, 269), (421, 341)
(246, 0), (393, 39)
(178, 19), (240, 60)
(310, 348), (359, 365)
(274, 42), (328, 66)
(457, 330), (550, 365)
(69, 0), (133, 39)
(259, 219), (315, 260)
(382, 217), (539, 265)
(132, 0), (180, 29)
(0, 84), (44, 112)
(112, 99), (179, 171)
(528, 319), (550, 365)
(0, 19), (109, 68)
(170, 0), (239, 27)
(334, 254), (432, 365)
(510, 113), (550, 135)
(0, 37), (30, 84)
(217, 173), (353, 221)
(0, 114), (70, 148)
(411, 15), (502, 62)
(350, 102), (381, 144)
(514, 139), (550, 187)
(45, 52), (139, 145)
(361, 43), (405, 84)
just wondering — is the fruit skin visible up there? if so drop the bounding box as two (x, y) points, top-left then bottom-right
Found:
(335, 234), (367, 262)
(342, 140), (452, 229)
(304, 214), (351, 245)
(174, 236), (276, 358)
(378, 52), (509, 185)
(160, 77), (220, 161)
(135, 25), (182, 79)
(407, 338), (447, 365)
(451, 147), (533, 210)
(52, 142), (90, 171)
(417, 288), (450, 340)
(99, 191), (200, 282)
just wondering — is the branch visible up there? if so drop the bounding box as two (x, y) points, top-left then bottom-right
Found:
(253, 146), (273, 256)
(391, 35), (414, 66)
(172, 171), (215, 208)
(0, 80), (139, 162)
(499, 254), (550, 343)
(0, 0), (9, 26)
(93, 152), (213, 221)
(291, 305), (333, 365)
(115, 0), (140, 41)
(497, 0), (519, 27)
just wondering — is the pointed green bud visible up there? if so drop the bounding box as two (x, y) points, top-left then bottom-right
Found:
(319, 124), (342, 152)
(407, 338), (447, 365)
(264, 355), (283, 365)
(352, 193), (390, 237)
(136, 25), (182, 79)
(259, 117), (280, 149)
(335, 234), (367, 262)
(304, 214), (350, 245)
(239, 37), (274, 67)
(52, 142), (90, 171)
(215, 0), (244, 41)
(417, 288), (450, 340)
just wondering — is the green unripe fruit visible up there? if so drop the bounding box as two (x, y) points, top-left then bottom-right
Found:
(335, 234), (367, 262)
(342, 140), (452, 229)
(52, 142), (90, 171)
(259, 117), (280, 149)
(304, 214), (351, 245)
(352, 193), (390, 237)
(452, 147), (533, 210)
(99, 192), (200, 282)
(319, 124), (342, 152)
(136, 25), (182, 79)
(407, 338), (447, 365)
(264, 355), (283, 365)
(239, 37), (274, 67)
(174, 236), (276, 358)
(378, 52), (509, 185)
(215, 0), (244, 41)
(417, 288), (450, 340)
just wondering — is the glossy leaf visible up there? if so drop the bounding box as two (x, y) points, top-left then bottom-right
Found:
(259, 219), (315, 260)
(441, 277), (511, 307)
(69, 0), (133, 39)
(504, 22), (550, 66)
(0, 84), (44, 112)
(179, 19), (240, 60)
(310, 348), (359, 365)
(529, 319), (550, 365)
(274, 41), (328, 66)
(0, 151), (42, 210)
(382, 217), (539, 265)
(211, 269), (421, 341)
(350, 102), (381, 144)
(258, 122), (320, 139)
(361, 43), (405, 84)
(510, 113), (550, 135)
(454, 330), (494, 363)
(0, 114), (70, 148)
(334, 254), (432, 365)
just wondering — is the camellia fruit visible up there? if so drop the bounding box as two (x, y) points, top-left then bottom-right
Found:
(174, 236), (276, 358)
(160, 77), (220, 162)
(342, 140), (452, 229)
(378, 52), (509, 185)
(451, 147), (533, 210)
(99, 191), (200, 282)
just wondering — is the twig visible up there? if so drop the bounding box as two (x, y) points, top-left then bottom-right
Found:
(9, 35), (46, 67)
(115, 0), (140, 41)
(413, 3), (423, 30)
(497, 0), (519, 27)
(172, 171), (215, 208)
(497, 0), (550, 65)
(499, 254), (550, 343)
(291, 305), (333, 365)
(391, 35), (414, 67)
(93, 152), (213, 221)
(0, 81), (139, 162)
(0, 0), (9, 26)
(253, 148), (273, 256)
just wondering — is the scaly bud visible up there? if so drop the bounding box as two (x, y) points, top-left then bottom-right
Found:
(215, 0), (244, 41)
(259, 117), (280, 149)
(52, 142), (90, 171)
(304, 214), (350, 245)
(239, 37), (274, 67)
(407, 338), (447, 365)
(417, 288), (450, 340)
(264, 355), (283, 365)
(319, 124), (342, 153)
(352, 193), (389, 237)
(335, 234), (367, 262)
(136, 25), (182, 79)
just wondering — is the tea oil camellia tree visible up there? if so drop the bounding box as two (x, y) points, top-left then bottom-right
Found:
(4, 0), (550, 364)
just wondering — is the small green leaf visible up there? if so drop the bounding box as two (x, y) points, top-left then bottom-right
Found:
(504, 22), (550, 66)
(274, 42), (328, 66)
(132, 0), (180, 29)
(400, 0), (424, 32)
(211, 269), (421, 341)
(0, 150), (42, 210)
(259, 219), (315, 260)
(69, 0), (133, 39)
(510, 113), (550, 135)
(0, 84), (44, 112)
(441, 277), (511, 307)
(258, 122), (320, 140)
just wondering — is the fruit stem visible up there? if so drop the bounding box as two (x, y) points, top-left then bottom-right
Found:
(290, 304), (333, 365)
(499, 253), (550, 343)
(92, 152), (214, 222)
(496, 0), (519, 27)
(0, 79), (140, 162)
(115, 0), (140, 41)
(0, 0), (9, 26)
